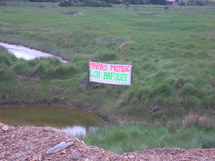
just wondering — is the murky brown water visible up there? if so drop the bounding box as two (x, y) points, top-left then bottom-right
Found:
(0, 106), (104, 136)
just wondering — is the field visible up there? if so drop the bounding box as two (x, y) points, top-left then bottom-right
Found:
(0, 2), (215, 123)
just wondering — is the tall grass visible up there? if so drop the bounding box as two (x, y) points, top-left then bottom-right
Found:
(84, 123), (215, 154)
(0, 3), (215, 121)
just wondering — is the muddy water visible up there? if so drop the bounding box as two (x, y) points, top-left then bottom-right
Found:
(0, 106), (103, 137)
(0, 42), (67, 63)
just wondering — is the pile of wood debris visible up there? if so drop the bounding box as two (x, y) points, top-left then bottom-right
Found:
(0, 122), (215, 161)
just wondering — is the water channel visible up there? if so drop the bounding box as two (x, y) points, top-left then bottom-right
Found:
(0, 42), (67, 62)
(0, 42), (103, 137)
(0, 106), (104, 137)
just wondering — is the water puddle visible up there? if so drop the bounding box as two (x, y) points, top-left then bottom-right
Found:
(0, 42), (67, 63)
(0, 106), (103, 137)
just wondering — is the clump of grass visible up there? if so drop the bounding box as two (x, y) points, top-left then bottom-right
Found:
(0, 64), (14, 81)
(183, 113), (199, 127)
(34, 61), (54, 79)
(183, 113), (214, 129)
(13, 61), (30, 75)
(84, 123), (215, 154)
(0, 53), (15, 66)
(94, 53), (117, 61)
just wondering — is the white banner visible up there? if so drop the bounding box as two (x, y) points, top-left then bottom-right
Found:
(89, 61), (132, 85)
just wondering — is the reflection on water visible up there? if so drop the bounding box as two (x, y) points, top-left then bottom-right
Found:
(58, 126), (98, 137)
(0, 42), (67, 63)
(0, 106), (103, 137)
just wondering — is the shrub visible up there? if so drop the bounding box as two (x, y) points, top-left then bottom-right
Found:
(168, 121), (180, 133)
(53, 64), (76, 78)
(0, 65), (14, 81)
(201, 136), (215, 148)
(183, 113), (200, 127)
(183, 113), (214, 128)
(152, 84), (173, 96)
(48, 57), (61, 66)
(0, 54), (12, 66)
(187, 0), (206, 6)
(83, 0), (112, 7)
(180, 83), (196, 96)
(178, 0), (186, 5)
(203, 95), (215, 110)
(59, 0), (72, 6)
(29, 0), (59, 2)
(95, 53), (117, 61)
(59, 0), (112, 7)
(153, 96), (179, 108)
(183, 96), (201, 109)
(198, 116), (211, 127)
(192, 133), (215, 148)
(13, 61), (30, 74)
(34, 61), (54, 78)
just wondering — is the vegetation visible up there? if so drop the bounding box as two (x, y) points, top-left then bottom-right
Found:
(0, 2), (215, 123)
(59, 0), (112, 7)
(84, 114), (215, 154)
(0, 1), (215, 154)
(14, 0), (211, 6)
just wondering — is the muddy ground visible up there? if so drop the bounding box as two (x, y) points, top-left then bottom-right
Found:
(0, 123), (215, 161)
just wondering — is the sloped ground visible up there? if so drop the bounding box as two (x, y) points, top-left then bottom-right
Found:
(0, 123), (215, 161)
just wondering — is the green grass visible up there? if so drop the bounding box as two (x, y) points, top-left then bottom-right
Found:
(0, 3), (215, 122)
(84, 124), (215, 154)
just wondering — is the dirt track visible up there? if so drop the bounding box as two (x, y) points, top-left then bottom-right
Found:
(1, 123), (215, 161)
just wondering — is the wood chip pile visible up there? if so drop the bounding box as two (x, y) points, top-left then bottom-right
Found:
(0, 122), (215, 161)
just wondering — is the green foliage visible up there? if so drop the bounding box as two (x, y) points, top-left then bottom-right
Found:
(0, 53), (15, 80)
(29, 0), (59, 2)
(59, 0), (112, 7)
(180, 83), (197, 96)
(84, 0), (112, 7)
(33, 61), (54, 78)
(203, 94), (215, 110)
(53, 64), (76, 78)
(59, 0), (72, 6)
(178, 0), (186, 5)
(48, 57), (61, 66)
(0, 64), (14, 81)
(152, 84), (173, 97)
(183, 96), (201, 109)
(84, 124), (215, 154)
(0, 54), (13, 66)
(0, 4), (215, 121)
(187, 0), (206, 5)
(150, 0), (166, 4)
(13, 61), (30, 74)
(94, 53), (117, 61)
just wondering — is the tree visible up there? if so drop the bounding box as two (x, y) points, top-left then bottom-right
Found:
(59, 0), (112, 7)
(0, 0), (6, 6)
(150, 0), (166, 5)
(125, 2), (129, 8)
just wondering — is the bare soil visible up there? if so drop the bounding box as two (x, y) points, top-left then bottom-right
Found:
(0, 122), (215, 161)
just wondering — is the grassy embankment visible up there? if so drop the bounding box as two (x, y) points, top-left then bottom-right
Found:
(0, 3), (215, 123)
(0, 2), (215, 154)
(84, 118), (215, 154)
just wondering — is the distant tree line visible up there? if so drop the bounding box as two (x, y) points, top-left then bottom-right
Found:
(57, 0), (167, 6)
(58, 0), (112, 7)
(27, 0), (209, 6)
(29, 0), (58, 2)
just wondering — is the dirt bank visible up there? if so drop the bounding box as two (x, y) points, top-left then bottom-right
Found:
(0, 123), (215, 161)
